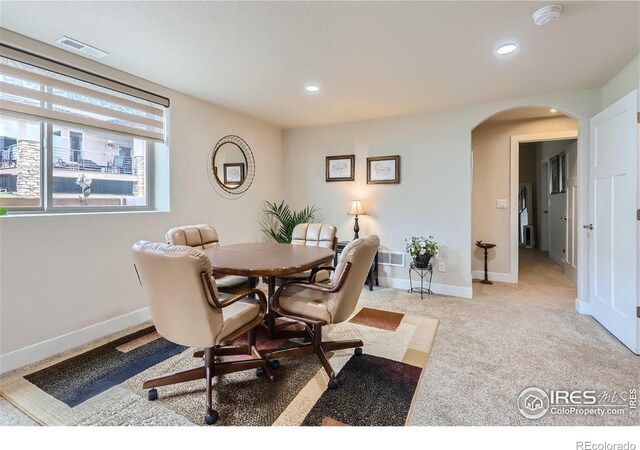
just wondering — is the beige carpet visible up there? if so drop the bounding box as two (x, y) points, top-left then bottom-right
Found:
(357, 249), (639, 426)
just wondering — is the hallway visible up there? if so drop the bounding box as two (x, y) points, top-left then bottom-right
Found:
(518, 247), (575, 290)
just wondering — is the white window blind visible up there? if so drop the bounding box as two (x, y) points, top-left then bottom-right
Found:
(0, 45), (168, 142)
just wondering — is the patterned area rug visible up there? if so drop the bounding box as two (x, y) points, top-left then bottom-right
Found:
(0, 306), (438, 426)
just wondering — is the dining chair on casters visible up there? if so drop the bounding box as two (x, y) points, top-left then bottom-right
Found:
(268, 234), (380, 390)
(131, 241), (273, 425)
(165, 224), (250, 294)
(275, 223), (338, 283)
(269, 223), (338, 341)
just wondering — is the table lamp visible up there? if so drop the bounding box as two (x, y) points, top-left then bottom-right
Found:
(347, 200), (366, 239)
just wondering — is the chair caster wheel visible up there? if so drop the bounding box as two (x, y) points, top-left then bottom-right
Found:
(354, 347), (363, 356)
(328, 379), (338, 390)
(269, 359), (280, 370)
(148, 388), (158, 401)
(204, 410), (219, 425)
(256, 367), (265, 377)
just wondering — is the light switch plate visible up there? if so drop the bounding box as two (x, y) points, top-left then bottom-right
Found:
(438, 261), (446, 272)
(496, 199), (508, 209)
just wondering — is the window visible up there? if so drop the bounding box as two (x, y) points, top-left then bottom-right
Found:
(0, 115), (42, 208)
(0, 114), (153, 210)
(0, 45), (168, 212)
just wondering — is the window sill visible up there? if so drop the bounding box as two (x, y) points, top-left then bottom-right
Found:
(0, 209), (170, 219)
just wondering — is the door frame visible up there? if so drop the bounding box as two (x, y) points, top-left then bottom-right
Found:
(509, 130), (578, 283)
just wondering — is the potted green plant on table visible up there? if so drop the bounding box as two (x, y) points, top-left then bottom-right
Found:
(0, 207), (7, 216)
(261, 200), (319, 243)
(406, 235), (439, 268)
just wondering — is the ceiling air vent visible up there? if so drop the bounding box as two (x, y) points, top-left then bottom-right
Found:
(55, 36), (109, 59)
(379, 251), (405, 267)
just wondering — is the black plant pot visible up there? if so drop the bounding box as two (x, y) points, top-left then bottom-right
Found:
(413, 255), (431, 269)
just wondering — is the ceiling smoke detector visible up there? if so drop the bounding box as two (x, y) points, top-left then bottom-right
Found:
(533, 5), (562, 26)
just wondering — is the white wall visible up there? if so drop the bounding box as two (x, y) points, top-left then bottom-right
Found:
(0, 32), (283, 371)
(601, 55), (639, 109)
(282, 90), (601, 299)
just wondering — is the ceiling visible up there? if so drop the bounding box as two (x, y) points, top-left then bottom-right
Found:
(485, 107), (570, 122)
(0, 1), (638, 130)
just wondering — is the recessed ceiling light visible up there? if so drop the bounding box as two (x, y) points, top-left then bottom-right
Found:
(305, 84), (320, 92)
(549, 108), (558, 113)
(495, 43), (518, 55)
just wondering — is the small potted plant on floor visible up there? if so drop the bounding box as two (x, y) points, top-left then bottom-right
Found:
(406, 235), (439, 268)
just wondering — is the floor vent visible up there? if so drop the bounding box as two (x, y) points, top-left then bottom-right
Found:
(379, 251), (405, 267)
(55, 36), (109, 59)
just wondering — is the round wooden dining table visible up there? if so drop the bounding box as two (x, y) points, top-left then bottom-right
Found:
(202, 243), (335, 339)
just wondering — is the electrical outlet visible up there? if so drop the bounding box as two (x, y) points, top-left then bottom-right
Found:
(438, 261), (446, 272)
(496, 199), (508, 209)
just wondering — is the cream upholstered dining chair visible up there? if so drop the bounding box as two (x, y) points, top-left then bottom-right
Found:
(268, 234), (379, 390)
(275, 223), (338, 284)
(165, 224), (249, 293)
(132, 241), (272, 425)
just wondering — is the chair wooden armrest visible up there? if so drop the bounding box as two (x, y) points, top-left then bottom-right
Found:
(200, 273), (267, 312)
(309, 266), (336, 282)
(272, 263), (352, 317)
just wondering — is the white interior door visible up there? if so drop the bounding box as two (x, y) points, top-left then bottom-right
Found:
(589, 90), (638, 354)
(565, 142), (578, 283)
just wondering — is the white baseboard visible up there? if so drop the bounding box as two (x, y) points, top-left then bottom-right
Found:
(548, 252), (565, 266)
(378, 277), (473, 299)
(471, 270), (517, 284)
(0, 307), (151, 374)
(575, 298), (592, 316)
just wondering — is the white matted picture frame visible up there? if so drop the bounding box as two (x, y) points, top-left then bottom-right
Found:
(326, 154), (355, 182)
(367, 155), (400, 184)
(224, 163), (245, 186)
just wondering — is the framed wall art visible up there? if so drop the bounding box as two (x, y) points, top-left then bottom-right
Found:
(224, 163), (245, 186)
(550, 155), (559, 194)
(367, 155), (400, 184)
(326, 155), (355, 182)
(559, 153), (567, 193)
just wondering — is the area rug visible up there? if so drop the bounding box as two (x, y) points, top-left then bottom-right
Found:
(0, 306), (438, 426)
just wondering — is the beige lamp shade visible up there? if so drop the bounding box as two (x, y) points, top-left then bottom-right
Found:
(347, 200), (366, 216)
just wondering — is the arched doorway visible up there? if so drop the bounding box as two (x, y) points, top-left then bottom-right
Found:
(470, 106), (579, 285)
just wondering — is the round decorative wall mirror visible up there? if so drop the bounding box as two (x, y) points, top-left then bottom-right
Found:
(208, 135), (255, 198)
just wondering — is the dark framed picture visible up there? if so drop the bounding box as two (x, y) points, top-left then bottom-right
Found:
(224, 163), (244, 186)
(326, 155), (355, 182)
(550, 156), (559, 194)
(367, 155), (400, 184)
(559, 153), (567, 193)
